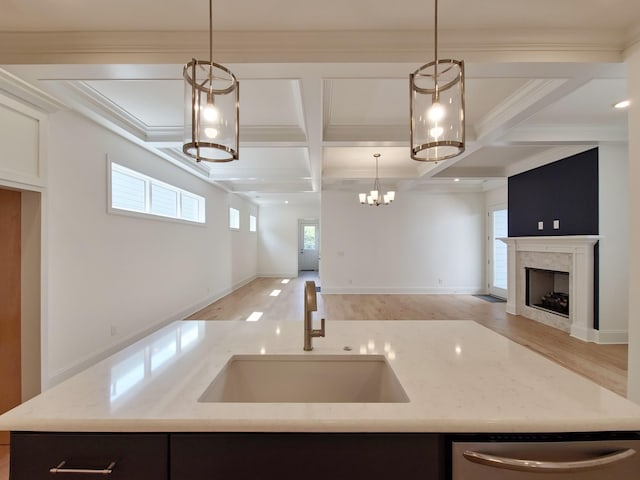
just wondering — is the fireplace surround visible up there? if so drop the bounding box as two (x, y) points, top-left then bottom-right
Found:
(500, 236), (600, 342)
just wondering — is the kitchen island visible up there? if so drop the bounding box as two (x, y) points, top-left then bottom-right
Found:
(2, 320), (640, 479)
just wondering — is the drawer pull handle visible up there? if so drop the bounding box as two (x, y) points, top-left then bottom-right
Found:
(463, 448), (636, 473)
(49, 460), (116, 475)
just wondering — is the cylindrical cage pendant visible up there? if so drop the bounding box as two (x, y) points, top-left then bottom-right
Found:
(410, 59), (465, 162)
(183, 59), (239, 162)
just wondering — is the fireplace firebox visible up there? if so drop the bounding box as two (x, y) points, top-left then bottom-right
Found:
(525, 267), (569, 317)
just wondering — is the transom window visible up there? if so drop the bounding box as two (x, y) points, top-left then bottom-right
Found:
(229, 207), (240, 230)
(110, 162), (205, 224)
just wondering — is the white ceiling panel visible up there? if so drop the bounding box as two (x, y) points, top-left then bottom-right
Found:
(85, 80), (183, 127)
(523, 78), (628, 126)
(240, 79), (304, 127)
(327, 79), (407, 126)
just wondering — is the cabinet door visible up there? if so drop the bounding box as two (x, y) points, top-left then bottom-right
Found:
(171, 433), (444, 480)
(10, 432), (168, 480)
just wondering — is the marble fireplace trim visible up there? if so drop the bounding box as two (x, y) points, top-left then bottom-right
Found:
(500, 236), (600, 342)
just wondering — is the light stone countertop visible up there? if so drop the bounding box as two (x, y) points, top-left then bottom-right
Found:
(1, 319), (640, 433)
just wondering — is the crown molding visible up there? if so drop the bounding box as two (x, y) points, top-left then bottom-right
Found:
(0, 68), (68, 112)
(0, 28), (629, 64)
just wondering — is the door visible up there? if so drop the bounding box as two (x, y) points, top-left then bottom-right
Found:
(489, 207), (508, 299)
(298, 220), (319, 272)
(0, 188), (21, 444)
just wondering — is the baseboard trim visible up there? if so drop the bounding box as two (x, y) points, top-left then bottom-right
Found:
(321, 287), (485, 295)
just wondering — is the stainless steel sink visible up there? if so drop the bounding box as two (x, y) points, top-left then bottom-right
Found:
(198, 354), (409, 403)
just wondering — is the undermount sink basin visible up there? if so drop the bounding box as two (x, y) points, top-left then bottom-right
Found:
(198, 354), (409, 403)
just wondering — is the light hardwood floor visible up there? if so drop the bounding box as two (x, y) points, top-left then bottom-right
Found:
(189, 272), (628, 397)
(0, 273), (628, 480)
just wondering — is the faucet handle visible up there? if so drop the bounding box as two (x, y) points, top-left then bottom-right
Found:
(319, 318), (326, 337)
(305, 281), (317, 311)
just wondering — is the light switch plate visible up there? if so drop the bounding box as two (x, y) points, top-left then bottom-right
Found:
(538, 221), (544, 230)
(553, 220), (560, 229)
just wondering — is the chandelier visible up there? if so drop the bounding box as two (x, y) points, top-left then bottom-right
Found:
(358, 154), (395, 206)
(183, 0), (239, 162)
(410, 0), (465, 162)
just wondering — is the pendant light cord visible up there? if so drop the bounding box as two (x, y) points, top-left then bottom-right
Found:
(434, 0), (439, 99)
(209, 0), (213, 64)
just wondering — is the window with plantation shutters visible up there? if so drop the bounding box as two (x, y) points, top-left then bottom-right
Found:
(109, 162), (205, 224)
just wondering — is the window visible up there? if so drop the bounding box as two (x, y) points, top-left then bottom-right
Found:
(303, 225), (316, 249)
(249, 214), (257, 232)
(229, 207), (240, 230)
(110, 162), (205, 224)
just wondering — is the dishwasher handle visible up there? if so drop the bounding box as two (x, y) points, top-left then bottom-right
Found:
(462, 447), (636, 473)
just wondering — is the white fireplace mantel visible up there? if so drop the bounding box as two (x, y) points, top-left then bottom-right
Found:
(499, 236), (600, 342)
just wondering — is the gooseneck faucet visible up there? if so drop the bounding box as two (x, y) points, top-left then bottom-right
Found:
(304, 280), (325, 351)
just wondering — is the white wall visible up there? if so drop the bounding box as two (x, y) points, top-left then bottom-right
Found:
(321, 190), (485, 293)
(258, 202), (320, 277)
(626, 45), (640, 403)
(485, 185), (507, 210)
(597, 143), (629, 343)
(43, 110), (257, 386)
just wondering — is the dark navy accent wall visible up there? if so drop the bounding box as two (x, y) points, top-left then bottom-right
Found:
(508, 148), (599, 237)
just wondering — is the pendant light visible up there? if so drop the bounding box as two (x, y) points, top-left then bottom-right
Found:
(358, 154), (395, 206)
(410, 0), (465, 162)
(183, 0), (239, 162)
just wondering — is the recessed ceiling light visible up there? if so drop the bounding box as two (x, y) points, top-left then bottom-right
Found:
(285, 200), (289, 204)
(614, 100), (630, 109)
(453, 178), (460, 182)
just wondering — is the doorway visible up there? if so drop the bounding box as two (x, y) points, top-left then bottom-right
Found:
(298, 220), (319, 272)
(0, 187), (41, 445)
(0, 189), (21, 444)
(488, 207), (508, 299)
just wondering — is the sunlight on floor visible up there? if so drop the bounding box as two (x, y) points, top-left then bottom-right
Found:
(246, 312), (263, 322)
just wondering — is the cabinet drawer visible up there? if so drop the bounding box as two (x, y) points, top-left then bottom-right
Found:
(171, 433), (444, 480)
(10, 432), (168, 480)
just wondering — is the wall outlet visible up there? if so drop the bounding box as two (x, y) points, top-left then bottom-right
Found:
(553, 219), (560, 229)
(537, 221), (544, 230)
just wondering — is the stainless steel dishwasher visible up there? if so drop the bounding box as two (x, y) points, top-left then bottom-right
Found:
(452, 435), (640, 479)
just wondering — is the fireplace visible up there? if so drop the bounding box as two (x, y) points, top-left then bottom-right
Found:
(525, 268), (569, 317)
(500, 235), (599, 341)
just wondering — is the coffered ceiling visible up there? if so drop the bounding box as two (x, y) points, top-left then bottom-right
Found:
(1, 0), (639, 205)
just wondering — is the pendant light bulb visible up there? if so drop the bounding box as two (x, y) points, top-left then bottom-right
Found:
(427, 102), (445, 122)
(203, 101), (220, 122)
(430, 126), (443, 139)
(204, 127), (219, 139)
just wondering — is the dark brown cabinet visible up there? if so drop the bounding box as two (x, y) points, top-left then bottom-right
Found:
(170, 433), (445, 480)
(10, 432), (168, 480)
(10, 431), (444, 480)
